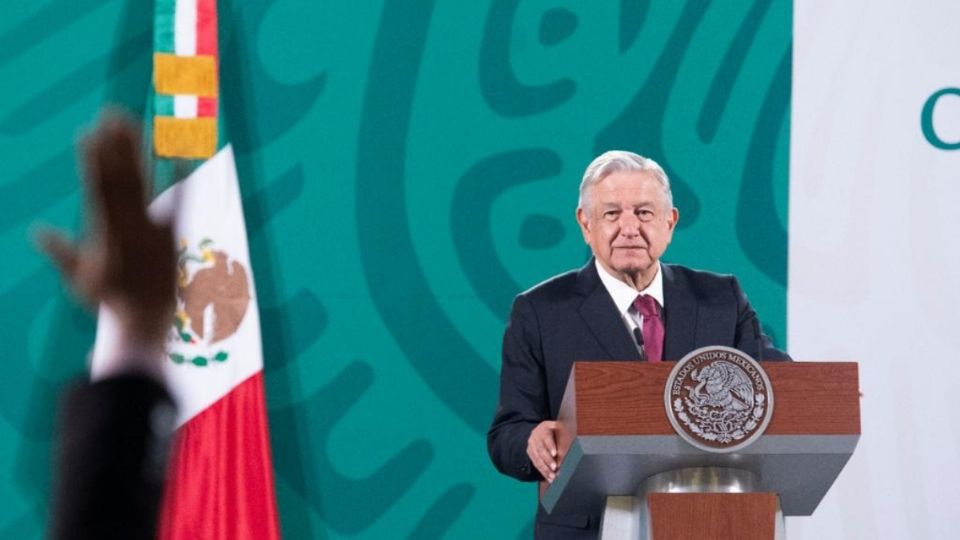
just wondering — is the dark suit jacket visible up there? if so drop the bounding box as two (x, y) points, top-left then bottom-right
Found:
(51, 374), (174, 540)
(487, 260), (789, 539)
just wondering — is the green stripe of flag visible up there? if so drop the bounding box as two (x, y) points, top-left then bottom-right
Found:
(154, 0), (176, 53)
(154, 94), (175, 116)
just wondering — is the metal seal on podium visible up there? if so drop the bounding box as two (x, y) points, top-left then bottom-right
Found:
(664, 346), (774, 453)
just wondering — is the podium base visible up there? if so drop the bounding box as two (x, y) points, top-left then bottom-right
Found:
(599, 467), (785, 540)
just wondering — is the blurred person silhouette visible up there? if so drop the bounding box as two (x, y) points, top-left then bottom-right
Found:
(39, 111), (177, 540)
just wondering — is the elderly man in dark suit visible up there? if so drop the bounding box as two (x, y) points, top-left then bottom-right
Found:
(487, 150), (789, 539)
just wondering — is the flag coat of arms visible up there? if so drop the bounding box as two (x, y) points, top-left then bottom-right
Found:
(92, 0), (281, 538)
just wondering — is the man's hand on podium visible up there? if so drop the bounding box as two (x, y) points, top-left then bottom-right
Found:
(527, 420), (559, 483)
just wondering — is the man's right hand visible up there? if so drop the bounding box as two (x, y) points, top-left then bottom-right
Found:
(527, 420), (559, 483)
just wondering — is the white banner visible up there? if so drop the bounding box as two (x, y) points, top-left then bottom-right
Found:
(790, 1), (960, 539)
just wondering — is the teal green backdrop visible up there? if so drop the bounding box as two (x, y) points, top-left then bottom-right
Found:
(0, 1), (790, 537)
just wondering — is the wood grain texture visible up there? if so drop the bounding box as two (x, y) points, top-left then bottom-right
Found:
(560, 362), (860, 437)
(648, 492), (777, 540)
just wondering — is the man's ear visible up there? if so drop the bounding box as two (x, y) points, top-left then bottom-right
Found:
(576, 207), (591, 243)
(667, 207), (679, 232)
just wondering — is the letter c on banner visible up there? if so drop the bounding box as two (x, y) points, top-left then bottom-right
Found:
(921, 88), (960, 150)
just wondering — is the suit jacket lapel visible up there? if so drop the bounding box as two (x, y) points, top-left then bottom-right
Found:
(662, 263), (698, 361)
(576, 261), (642, 361)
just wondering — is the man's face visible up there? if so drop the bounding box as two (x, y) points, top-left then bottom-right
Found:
(576, 171), (679, 286)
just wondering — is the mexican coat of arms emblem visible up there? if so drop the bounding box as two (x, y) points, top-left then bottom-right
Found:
(664, 346), (774, 452)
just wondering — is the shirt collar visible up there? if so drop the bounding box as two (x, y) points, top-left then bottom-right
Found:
(595, 259), (665, 316)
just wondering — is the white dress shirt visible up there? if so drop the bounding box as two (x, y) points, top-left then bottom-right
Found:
(595, 260), (664, 354)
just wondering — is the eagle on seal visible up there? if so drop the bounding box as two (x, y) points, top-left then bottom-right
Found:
(688, 361), (754, 411)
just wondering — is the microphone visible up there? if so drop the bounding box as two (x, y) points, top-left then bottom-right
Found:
(633, 327), (646, 361)
(752, 317), (764, 363)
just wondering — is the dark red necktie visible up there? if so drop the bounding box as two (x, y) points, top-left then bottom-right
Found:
(633, 295), (664, 362)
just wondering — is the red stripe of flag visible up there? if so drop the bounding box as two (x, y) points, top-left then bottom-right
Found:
(197, 98), (218, 118)
(195, 0), (218, 122)
(196, 0), (218, 57)
(157, 372), (281, 540)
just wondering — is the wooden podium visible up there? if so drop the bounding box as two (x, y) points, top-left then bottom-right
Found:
(540, 361), (860, 539)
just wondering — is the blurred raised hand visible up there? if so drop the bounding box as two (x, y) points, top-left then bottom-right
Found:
(38, 110), (176, 376)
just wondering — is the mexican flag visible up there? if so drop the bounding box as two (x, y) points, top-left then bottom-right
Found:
(91, 0), (281, 538)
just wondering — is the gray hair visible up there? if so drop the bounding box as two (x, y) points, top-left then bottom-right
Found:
(577, 150), (673, 212)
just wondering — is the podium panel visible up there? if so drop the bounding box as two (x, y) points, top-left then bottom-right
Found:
(541, 361), (860, 523)
(649, 493), (777, 540)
